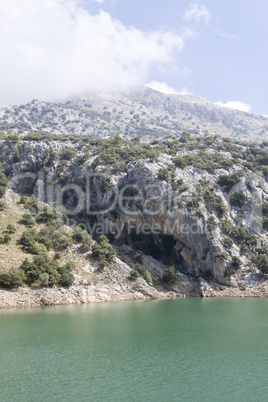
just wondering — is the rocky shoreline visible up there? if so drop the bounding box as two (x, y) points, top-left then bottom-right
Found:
(1, 277), (268, 309)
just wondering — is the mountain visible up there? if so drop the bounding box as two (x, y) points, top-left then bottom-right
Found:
(0, 87), (267, 142)
(0, 133), (267, 307)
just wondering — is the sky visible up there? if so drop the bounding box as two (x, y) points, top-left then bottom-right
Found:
(0, 0), (267, 115)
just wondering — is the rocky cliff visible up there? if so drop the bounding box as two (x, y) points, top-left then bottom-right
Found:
(0, 132), (267, 307)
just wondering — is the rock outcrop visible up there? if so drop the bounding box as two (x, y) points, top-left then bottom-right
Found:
(0, 133), (267, 308)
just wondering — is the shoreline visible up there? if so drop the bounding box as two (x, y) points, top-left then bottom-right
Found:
(1, 279), (268, 309)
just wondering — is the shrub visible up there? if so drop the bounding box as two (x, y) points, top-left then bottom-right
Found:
(0, 165), (8, 198)
(134, 264), (152, 284)
(225, 256), (242, 277)
(39, 273), (50, 287)
(208, 216), (217, 230)
(0, 273), (13, 288)
(7, 134), (20, 143)
(52, 228), (73, 250)
(11, 270), (26, 287)
(72, 227), (93, 247)
(220, 220), (246, 243)
(223, 237), (233, 249)
(130, 270), (140, 280)
(203, 189), (227, 217)
(173, 156), (187, 168)
(217, 171), (243, 192)
(163, 266), (177, 283)
(31, 242), (47, 255)
(231, 256), (242, 269)
(251, 247), (268, 274)
(36, 235), (53, 251)
(0, 271), (26, 289)
(19, 254), (75, 287)
(158, 168), (169, 181)
(134, 254), (143, 264)
(19, 229), (36, 252)
(230, 191), (246, 208)
(0, 233), (11, 244)
(244, 235), (258, 248)
(61, 148), (76, 161)
(5, 224), (17, 234)
(59, 273), (75, 287)
(19, 212), (35, 227)
(255, 254), (268, 274)
(92, 235), (116, 268)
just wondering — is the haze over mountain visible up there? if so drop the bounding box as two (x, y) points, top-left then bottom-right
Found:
(0, 87), (267, 142)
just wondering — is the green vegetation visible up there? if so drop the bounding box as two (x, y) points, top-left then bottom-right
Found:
(19, 225), (73, 254)
(223, 237), (233, 249)
(158, 168), (169, 181)
(72, 227), (93, 249)
(134, 264), (152, 284)
(225, 256), (242, 277)
(92, 235), (116, 269)
(230, 191), (246, 208)
(251, 247), (268, 274)
(130, 270), (139, 280)
(220, 219), (246, 243)
(19, 254), (74, 287)
(61, 148), (76, 161)
(217, 171), (243, 192)
(162, 266), (177, 283)
(0, 132), (267, 288)
(0, 271), (26, 289)
(0, 164), (8, 198)
(0, 254), (75, 289)
(173, 152), (234, 173)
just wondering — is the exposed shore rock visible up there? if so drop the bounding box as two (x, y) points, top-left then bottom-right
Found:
(0, 283), (183, 309)
(1, 275), (268, 309)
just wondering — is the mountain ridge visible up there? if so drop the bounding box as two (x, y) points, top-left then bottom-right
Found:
(0, 87), (267, 142)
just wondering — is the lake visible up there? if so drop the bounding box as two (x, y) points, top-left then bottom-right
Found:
(0, 298), (268, 401)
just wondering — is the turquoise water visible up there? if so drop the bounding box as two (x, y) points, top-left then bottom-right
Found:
(0, 298), (268, 401)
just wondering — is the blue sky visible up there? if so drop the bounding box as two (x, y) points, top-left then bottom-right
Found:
(0, 0), (267, 115)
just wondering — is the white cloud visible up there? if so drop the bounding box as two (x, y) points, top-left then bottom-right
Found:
(215, 101), (252, 113)
(146, 81), (192, 95)
(183, 3), (211, 24)
(94, 0), (104, 3)
(0, 0), (184, 105)
(216, 31), (240, 42)
(263, 115), (268, 118)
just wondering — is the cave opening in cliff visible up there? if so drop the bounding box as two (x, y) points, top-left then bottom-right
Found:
(128, 230), (184, 265)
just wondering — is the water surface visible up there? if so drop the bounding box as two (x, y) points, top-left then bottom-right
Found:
(0, 298), (268, 401)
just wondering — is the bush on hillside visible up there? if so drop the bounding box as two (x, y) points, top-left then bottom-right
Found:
(162, 266), (177, 283)
(92, 235), (116, 269)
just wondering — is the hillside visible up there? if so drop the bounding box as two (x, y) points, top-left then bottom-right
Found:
(0, 133), (268, 307)
(0, 87), (268, 142)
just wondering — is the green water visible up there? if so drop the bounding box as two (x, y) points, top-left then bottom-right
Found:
(0, 299), (268, 402)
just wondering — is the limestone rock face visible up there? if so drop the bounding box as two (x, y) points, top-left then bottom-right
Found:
(0, 132), (267, 306)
